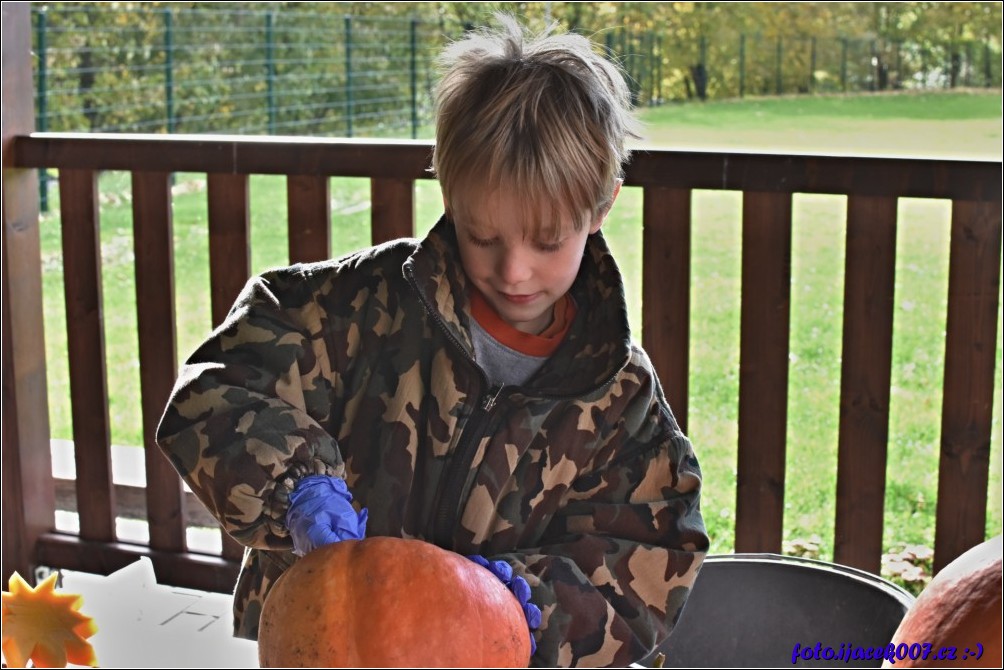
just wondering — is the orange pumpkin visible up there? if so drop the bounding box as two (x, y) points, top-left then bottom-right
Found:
(258, 537), (531, 668)
(884, 535), (1002, 668)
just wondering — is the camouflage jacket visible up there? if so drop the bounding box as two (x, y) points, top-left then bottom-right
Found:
(157, 216), (708, 667)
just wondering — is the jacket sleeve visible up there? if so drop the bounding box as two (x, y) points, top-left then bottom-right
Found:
(156, 266), (345, 550)
(497, 361), (708, 668)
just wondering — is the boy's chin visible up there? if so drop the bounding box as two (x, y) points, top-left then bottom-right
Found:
(496, 304), (555, 335)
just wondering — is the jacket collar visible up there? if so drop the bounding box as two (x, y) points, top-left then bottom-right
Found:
(403, 215), (631, 397)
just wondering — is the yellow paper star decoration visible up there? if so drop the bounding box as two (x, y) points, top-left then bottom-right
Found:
(2, 571), (98, 668)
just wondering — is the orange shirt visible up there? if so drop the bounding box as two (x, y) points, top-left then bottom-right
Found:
(468, 288), (577, 358)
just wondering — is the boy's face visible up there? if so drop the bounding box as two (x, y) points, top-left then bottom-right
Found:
(450, 186), (616, 335)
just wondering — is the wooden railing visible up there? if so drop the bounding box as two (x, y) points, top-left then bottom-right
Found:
(2, 5), (1001, 593)
(4, 131), (1000, 592)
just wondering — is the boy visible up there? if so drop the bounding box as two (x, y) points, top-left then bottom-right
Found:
(157, 15), (708, 667)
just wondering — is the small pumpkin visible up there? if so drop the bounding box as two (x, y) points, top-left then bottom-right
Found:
(258, 537), (531, 668)
(883, 535), (1002, 668)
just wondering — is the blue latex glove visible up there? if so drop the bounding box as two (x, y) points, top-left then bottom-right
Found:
(468, 555), (541, 656)
(285, 475), (368, 556)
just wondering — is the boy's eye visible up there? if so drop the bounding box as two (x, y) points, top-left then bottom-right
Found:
(468, 235), (495, 248)
(534, 241), (563, 253)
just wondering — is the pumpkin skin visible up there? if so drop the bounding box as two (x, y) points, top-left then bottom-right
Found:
(883, 535), (1002, 668)
(258, 537), (532, 668)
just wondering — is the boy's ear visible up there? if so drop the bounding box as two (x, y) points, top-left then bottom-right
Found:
(590, 181), (623, 234)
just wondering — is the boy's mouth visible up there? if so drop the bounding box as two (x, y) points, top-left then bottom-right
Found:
(500, 291), (539, 305)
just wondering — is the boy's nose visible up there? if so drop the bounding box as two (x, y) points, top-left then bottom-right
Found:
(497, 247), (532, 285)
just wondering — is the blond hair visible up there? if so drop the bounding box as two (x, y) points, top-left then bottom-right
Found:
(433, 15), (639, 236)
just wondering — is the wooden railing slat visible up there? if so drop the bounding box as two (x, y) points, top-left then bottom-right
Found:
(642, 186), (692, 431)
(734, 191), (793, 553)
(58, 169), (116, 542)
(132, 171), (186, 552)
(934, 199), (1003, 572)
(287, 175), (331, 264)
(834, 195), (898, 573)
(370, 178), (415, 245)
(207, 173), (251, 328)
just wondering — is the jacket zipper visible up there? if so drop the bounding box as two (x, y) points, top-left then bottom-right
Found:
(404, 264), (622, 544)
(431, 383), (504, 545)
(404, 266), (504, 544)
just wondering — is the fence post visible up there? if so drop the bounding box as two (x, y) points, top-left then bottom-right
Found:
(654, 34), (662, 103)
(344, 16), (353, 137)
(964, 41), (973, 87)
(163, 8), (175, 133)
(266, 12), (276, 134)
(410, 18), (418, 139)
(841, 38), (848, 92)
(809, 36), (816, 92)
(626, 29), (640, 104)
(983, 42), (991, 87)
(739, 33), (745, 97)
(921, 46), (929, 87)
(871, 39), (878, 91)
(35, 6), (48, 213)
(647, 31), (656, 105)
(638, 32), (648, 105)
(894, 41), (902, 89)
(947, 43), (956, 88)
(775, 36), (783, 94)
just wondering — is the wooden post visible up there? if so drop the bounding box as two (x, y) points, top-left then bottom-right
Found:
(2, 1), (55, 585)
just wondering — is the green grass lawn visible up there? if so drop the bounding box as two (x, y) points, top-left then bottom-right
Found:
(38, 90), (1002, 591)
(636, 89), (1003, 160)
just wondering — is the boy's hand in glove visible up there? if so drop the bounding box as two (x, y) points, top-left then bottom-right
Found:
(286, 475), (368, 556)
(468, 555), (542, 656)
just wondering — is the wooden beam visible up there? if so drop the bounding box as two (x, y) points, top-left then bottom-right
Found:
(626, 150), (1002, 201)
(2, 1), (55, 584)
(54, 478), (218, 528)
(15, 133), (436, 180)
(35, 534), (239, 594)
(15, 134), (1000, 202)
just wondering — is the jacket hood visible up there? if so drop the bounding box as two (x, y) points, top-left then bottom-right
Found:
(402, 215), (632, 397)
